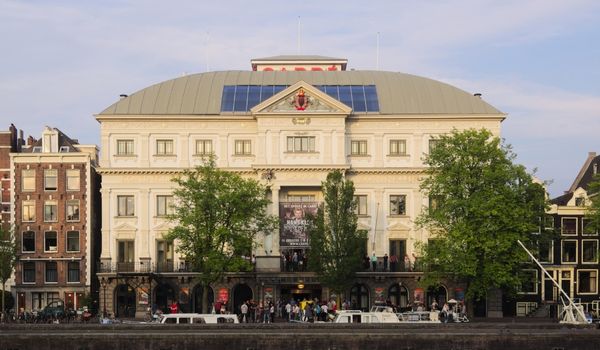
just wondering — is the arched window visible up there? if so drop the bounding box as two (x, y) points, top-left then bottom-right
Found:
(349, 284), (370, 311)
(388, 284), (409, 309)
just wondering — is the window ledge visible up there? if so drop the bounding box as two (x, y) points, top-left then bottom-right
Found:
(114, 154), (138, 158)
(357, 215), (371, 218)
(386, 154), (410, 157)
(115, 216), (137, 219)
(22, 282), (36, 285)
(21, 251), (36, 254)
(232, 154), (255, 158)
(193, 153), (214, 157)
(153, 154), (177, 158)
(44, 251), (59, 254)
(284, 151), (319, 155)
(348, 154), (371, 158)
(44, 282), (58, 284)
(581, 261), (599, 264)
(388, 215), (409, 218)
(66, 220), (80, 223)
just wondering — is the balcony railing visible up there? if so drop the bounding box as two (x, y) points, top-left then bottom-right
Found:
(98, 261), (191, 273)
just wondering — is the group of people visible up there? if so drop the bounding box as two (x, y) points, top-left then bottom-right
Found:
(429, 299), (467, 323)
(364, 252), (419, 272)
(281, 250), (308, 272)
(238, 299), (276, 323)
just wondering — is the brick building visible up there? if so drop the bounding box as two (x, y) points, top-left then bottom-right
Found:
(0, 124), (22, 232)
(10, 127), (100, 311)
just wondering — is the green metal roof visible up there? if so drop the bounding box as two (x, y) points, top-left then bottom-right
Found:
(98, 70), (503, 116)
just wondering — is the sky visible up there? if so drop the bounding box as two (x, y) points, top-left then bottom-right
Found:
(1, 0), (599, 197)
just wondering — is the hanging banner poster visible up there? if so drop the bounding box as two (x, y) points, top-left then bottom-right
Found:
(279, 202), (318, 248)
(218, 288), (229, 303)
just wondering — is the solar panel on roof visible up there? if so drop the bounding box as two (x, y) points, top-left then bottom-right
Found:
(220, 85), (379, 113)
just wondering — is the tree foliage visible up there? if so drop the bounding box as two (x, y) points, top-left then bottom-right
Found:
(585, 175), (600, 234)
(416, 129), (548, 300)
(166, 158), (278, 312)
(0, 226), (17, 318)
(308, 170), (367, 296)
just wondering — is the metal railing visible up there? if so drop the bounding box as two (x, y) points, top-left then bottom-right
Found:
(98, 261), (191, 273)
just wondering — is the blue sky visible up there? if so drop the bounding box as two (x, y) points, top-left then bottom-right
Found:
(1, 0), (599, 197)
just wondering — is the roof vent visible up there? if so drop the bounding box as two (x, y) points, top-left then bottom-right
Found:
(119, 94), (128, 99)
(473, 93), (482, 98)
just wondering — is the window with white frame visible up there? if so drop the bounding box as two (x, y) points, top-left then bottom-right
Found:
(354, 195), (368, 216)
(45, 231), (58, 252)
(287, 136), (315, 153)
(561, 217), (577, 235)
(389, 139), (407, 156)
(117, 195), (135, 217)
(234, 140), (252, 155)
(578, 270), (598, 294)
(157, 195), (174, 217)
(582, 240), (598, 264)
(156, 139), (174, 155)
(518, 269), (538, 294)
(67, 261), (80, 283)
(350, 140), (368, 156)
(66, 169), (80, 191)
(543, 215), (555, 232)
(45, 261), (58, 283)
(561, 239), (577, 263)
(66, 231), (80, 252)
(22, 231), (35, 253)
(22, 169), (35, 191)
(582, 218), (598, 235)
(390, 195), (406, 216)
(195, 140), (213, 155)
(116, 139), (134, 155)
(22, 200), (35, 222)
(66, 200), (80, 221)
(44, 201), (58, 222)
(22, 262), (35, 283)
(44, 169), (57, 191)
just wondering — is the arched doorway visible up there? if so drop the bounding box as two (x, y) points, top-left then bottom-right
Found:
(155, 282), (177, 313)
(427, 285), (448, 308)
(388, 284), (409, 310)
(115, 284), (136, 318)
(192, 285), (214, 313)
(233, 284), (253, 315)
(349, 283), (370, 311)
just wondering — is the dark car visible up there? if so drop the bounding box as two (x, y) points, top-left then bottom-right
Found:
(40, 300), (66, 318)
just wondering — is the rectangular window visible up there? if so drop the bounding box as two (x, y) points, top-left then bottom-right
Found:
(22, 169), (35, 191)
(389, 140), (407, 156)
(390, 195), (406, 216)
(518, 269), (538, 294)
(117, 195), (135, 217)
(45, 231), (58, 252)
(44, 169), (57, 191)
(578, 270), (598, 294)
(544, 215), (555, 232)
(45, 261), (58, 283)
(429, 139), (440, 153)
(286, 136), (316, 153)
(156, 139), (174, 155)
(156, 240), (174, 272)
(66, 169), (80, 191)
(117, 241), (135, 271)
(561, 240), (577, 263)
(538, 240), (553, 263)
(116, 139), (134, 155)
(350, 140), (368, 156)
(22, 200), (36, 222)
(66, 200), (80, 221)
(44, 201), (58, 222)
(67, 261), (80, 283)
(23, 262), (35, 283)
(561, 217), (578, 235)
(582, 240), (598, 263)
(234, 140), (252, 155)
(582, 218), (598, 235)
(46, 292), (59, 304)
(157, 195), (174, 217)
(22, 231), (35, 253)
(195, 140), (213, 155)
(354, 195), (368, 216)
(287, 195), (315, 202)
(66, 231), (80, 252)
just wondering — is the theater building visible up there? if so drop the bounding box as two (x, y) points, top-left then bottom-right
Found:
(10, 127), (100, 312)
(96, 55), (505, 317)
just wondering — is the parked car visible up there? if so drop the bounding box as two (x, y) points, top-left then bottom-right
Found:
(39, 300), (66, 318)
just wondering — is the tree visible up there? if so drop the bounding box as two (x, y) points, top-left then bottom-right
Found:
(0, 226), (17, 321)
(166, 158), (278, 313)
(585, 175), (600, 235)
(416, 129), (547, 300)
(308, 170), (367, 299)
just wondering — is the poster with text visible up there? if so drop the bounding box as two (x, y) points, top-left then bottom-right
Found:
(279, 202), (318, 248)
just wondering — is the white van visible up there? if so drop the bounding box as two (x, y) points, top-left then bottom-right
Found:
(333, 310), (399, 323)
(159, 313), (239, 324)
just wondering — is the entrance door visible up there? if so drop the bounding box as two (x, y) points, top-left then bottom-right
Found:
(192, 285), (214, 313)
(389, 240), (406, 271)
(65, 292), (75, 310)
(543, 270), (558, 302)
(115, 284), (136, 318)
(155, 283), (177, 313)
(559, 270), (573, 300)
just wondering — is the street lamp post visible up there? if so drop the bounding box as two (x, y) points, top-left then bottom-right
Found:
(100, 279), (107, 317)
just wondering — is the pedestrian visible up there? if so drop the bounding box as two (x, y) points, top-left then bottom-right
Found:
(383, 253), (389, 271)
(169, 300), (179, 314)
(285, 302), (292, 322)
(389, 253), (398, 272)
(240, 301), (248, 323)
(270, 302), (275, 323)
(371, 252), (378, 271)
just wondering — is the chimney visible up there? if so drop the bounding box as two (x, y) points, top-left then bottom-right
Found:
(589, 152), (597, 157)
(27, 136), (36, 146)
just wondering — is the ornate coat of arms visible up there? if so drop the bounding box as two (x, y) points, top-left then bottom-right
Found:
(293, 89), (309, 110)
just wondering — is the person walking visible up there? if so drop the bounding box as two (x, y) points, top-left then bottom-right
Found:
(383, 253), (389, 271)
(240, 301), (248, 323)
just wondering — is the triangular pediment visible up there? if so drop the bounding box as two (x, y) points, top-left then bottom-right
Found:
(386, 222), (411, 231)
(357, 222), (372, 231)
(251, 81), (352, 115)
(152, 221), (174, 232)
(113, 222), (137, 232)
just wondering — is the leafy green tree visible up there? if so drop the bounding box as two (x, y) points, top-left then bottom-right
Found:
(308, 170), (367, 299)
(0, 226), (17, 321)
(416, 129), (547, 300)
(166, 158), (278, 313)
(585, 175), (600, 234)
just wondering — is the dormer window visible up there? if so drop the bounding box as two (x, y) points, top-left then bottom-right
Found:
(32, 146), (42, 153)
(60, 146), (70, 153)
(575, 197), (586, 207)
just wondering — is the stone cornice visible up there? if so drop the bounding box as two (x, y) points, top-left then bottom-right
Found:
(97, 166), (427, 175)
